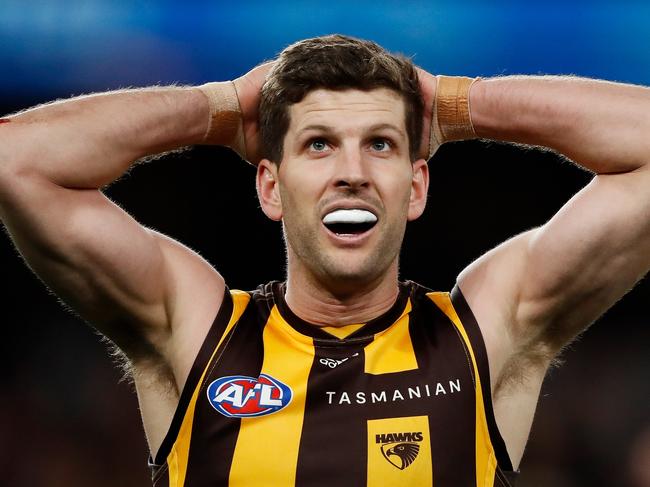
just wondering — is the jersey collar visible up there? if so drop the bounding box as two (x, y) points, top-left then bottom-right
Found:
(271, 280), (413, 344)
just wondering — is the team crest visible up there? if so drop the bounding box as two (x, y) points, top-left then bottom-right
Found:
(375, 432), (423, 470)
(207, 374), (292, 418)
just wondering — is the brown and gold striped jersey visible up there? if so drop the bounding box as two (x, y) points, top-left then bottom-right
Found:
(149, 281), (517, 486)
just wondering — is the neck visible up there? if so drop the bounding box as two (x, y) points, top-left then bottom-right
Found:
(284, 264), (400, 328)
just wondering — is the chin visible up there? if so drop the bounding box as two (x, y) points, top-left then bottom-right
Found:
(315, 256), (391, 289)
(287, 229), (401, 289)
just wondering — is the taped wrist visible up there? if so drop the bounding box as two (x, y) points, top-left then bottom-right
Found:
(196, 81), (247, 159)
(428, 75), (481, 158)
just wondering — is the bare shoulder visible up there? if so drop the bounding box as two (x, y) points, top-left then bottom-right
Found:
(129, 230), (226, 456)
(459, 170), (650, 389)
(457, 229), (547, 385)
(456, 169), (650, 467)
(140, 230), (226, 389)
(457, 228), (551, 468)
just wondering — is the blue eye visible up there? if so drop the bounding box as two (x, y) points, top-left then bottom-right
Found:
(371, 139), (390, 151)
(310, 139), (328, 151)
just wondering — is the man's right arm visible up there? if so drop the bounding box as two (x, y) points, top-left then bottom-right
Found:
(0, 85), (224, 365)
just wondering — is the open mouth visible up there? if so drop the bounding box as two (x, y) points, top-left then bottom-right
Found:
(322, 209), (378, 236)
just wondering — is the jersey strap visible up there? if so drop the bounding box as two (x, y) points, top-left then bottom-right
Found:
(449, 284), (514, 474)
(150, 286), (251, 484)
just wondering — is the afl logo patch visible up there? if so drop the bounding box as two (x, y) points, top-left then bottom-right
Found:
(207, 374), (292, 418)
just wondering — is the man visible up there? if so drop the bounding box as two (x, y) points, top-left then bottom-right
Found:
(0, 34), (648, 486)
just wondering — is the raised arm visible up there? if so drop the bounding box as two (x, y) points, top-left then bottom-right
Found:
(441, 75), (650, 466)
(473, 76), (650, 173)
(459, 76), (650, 355)
(0, 65), (268, 365)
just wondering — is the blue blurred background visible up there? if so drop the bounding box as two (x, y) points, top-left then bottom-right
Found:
(3, 0), (650, 99)
(1, 1), (649, 486)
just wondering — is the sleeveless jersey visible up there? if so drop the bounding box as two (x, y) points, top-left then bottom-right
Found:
(149, 280), (517, 486)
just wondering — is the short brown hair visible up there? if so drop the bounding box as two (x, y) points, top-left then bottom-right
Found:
(259, 34), (423, 163)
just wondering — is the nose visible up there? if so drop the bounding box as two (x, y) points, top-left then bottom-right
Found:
(333, 144), (370, 190)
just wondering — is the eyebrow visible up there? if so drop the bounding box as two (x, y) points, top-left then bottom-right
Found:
(295, 123), (406, 138)
(367, 123), (406, 138)
(296, 124), (332, 137)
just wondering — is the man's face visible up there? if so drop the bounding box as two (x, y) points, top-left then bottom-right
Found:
(257, 88), (428, 290)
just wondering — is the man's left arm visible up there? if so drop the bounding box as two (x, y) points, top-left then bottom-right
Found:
(458, 75), (650, 368)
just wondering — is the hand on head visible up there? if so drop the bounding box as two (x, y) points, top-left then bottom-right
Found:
(416, 68), (438, 160)
(231, 63), (439, 166)
(232, 61), (275, 165)
(226, 61), (471, 166)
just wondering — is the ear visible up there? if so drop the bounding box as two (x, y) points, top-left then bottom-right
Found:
(407, 158), (429, 221)
(256, 159), (283, 221)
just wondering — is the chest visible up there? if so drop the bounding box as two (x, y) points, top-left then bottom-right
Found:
(179, 304), (483, 486)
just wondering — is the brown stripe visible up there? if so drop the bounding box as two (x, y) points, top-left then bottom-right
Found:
(295, 341), (368, 487)
(409, 290), (476, 486)
(450, 284), (514, 473)
(152, 287), (235, 466)
(228, 303), (315, 486)
(296, 282), (481, 486)
(293, 282), (414, 486)
(495, 467), (519, 487)
(151, 464), (169, 487)
(180, 291), (269, 486)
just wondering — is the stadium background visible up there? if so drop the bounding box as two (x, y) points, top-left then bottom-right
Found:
(1, 1), (648, 486)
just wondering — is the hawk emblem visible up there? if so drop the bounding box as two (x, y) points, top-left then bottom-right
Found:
(381, 442), (420, 470)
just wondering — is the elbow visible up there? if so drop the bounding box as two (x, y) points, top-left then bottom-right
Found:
(0, 152), (38, 202)
(0, 123), (35, 195)
(0, 149), (22, 204)
(0, 146), (52, 213)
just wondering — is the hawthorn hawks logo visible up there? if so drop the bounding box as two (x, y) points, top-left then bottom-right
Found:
(375, 432), (423, 470)
(207, 374), (292, 418)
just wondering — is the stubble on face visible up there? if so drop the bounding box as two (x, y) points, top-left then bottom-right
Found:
(280, 186), (409, 288)
(275, 88), (416, 293)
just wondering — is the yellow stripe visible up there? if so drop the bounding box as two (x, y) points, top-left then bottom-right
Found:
(364, 299), (417, 375)
(229, 304), (315, 487)
(427, 292), (497, 487)
(167, 290), (251, 487)
(367, 416), (432, 487)
(321, 322), (365, 339)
